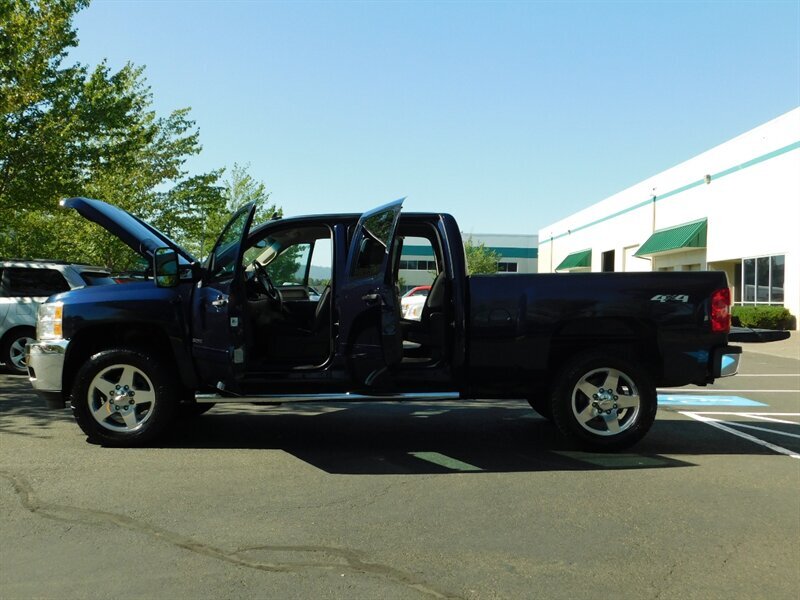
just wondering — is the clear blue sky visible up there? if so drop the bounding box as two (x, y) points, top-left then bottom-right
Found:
(69, 0), (800, 235)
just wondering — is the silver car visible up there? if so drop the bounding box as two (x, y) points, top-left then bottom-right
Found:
(0, 260), (115, 374)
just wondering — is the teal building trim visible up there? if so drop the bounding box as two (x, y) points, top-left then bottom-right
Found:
(541, 140), (800, 245)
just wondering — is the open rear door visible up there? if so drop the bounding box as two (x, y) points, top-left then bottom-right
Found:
(336, 199), (404, 387)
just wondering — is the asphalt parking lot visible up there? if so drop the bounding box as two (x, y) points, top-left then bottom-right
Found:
(1, 339), (798, 600)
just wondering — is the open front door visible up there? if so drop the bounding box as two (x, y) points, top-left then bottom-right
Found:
(191, 203), (256, 390)
(337, 199), (404, 387)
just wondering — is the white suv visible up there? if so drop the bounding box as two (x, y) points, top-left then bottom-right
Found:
(0, 260), (115, 374)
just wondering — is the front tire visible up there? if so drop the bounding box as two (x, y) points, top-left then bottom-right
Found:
(549, 350), (657, 451)
(71, 349), (177, 446)
(2, 327), (35, 375)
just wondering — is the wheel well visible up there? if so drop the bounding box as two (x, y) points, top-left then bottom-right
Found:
(547, 318), (662, 383)
(63, 324), (180, 397)
(1, 324), (36, 341)
(1, 325), (37, 351)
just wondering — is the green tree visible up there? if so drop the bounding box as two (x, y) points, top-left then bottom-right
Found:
(0, 0), (238, 271)
(464, 238), (500, 275)
(0, 0), (90, 215)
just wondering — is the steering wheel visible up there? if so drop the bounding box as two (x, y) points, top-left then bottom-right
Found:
(251, 260), (282, 309)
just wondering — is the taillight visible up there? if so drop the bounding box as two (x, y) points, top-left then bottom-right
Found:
(710, 288), (731, 333)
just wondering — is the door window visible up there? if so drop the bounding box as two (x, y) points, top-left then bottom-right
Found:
(208, 204), (254, 280)
(350, 204), (401, 280)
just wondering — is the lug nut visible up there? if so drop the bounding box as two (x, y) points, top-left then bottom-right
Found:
(129, 400), (134, 405)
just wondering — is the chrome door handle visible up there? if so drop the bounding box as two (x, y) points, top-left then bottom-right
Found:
(361, 292), (380, 304)
(211, 295), (228, 308)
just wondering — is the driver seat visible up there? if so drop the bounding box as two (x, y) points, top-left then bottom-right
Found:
(310, 285), (331, 333)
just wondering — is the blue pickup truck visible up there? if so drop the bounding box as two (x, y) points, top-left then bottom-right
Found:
(28, 197), (745, 450)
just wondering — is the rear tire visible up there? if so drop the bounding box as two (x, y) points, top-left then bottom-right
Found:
(549, 350), (657, 451)
(71, 348), (177, 447)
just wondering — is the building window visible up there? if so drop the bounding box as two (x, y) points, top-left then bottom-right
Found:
(740, 255), (784, 305)
(399, 259), (437, 271)
(602, 250), (615, 272)
(497, 262), (518, 273)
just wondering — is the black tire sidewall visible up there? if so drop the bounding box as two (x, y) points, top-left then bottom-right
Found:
(71, 348), (176, 446)
(549, 351), (657, 451)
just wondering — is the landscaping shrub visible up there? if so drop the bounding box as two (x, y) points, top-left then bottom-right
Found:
(731, 305), (793, 330)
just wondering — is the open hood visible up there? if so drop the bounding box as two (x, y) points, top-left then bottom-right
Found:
(61, 197), (197, 264)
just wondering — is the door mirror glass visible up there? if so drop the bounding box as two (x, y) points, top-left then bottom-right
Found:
(154, 248), (179, 288)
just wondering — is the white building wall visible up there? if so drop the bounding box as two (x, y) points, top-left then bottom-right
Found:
(538, 107), (800, 326)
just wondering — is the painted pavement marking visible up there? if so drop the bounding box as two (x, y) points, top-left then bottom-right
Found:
(409, 452), (483, 472)
(658, 388), (799, 393)
(680, 411), (800, 459)
(657, 394), (766, 407)
(734, 374), (800, 377)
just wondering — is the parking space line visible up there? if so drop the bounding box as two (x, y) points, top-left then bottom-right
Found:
(736, 413), (800, 425)
(734, 374), (800, 377)
(720, 422), (800, 439)
(680, 411), (800, 459)
(409, 452), (483, 472)
(697, 410), (800, 414)
(658, 388), (799, 393)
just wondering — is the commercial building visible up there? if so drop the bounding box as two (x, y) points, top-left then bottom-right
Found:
(538, 108), (800, 326)
(399, 232), (538, 292)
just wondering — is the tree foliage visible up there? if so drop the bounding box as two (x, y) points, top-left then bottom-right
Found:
(0, 1), (277, 271)
(464, 238), (500, 275)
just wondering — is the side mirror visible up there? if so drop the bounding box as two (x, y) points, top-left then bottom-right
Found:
(154, 248), (179, 288)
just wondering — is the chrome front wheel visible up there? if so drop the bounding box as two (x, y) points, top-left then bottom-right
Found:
(87, 364), (158, 432)
(72, 349), (176, 446)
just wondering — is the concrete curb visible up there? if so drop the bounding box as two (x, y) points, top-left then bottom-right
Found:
(738, 332), (799, 361)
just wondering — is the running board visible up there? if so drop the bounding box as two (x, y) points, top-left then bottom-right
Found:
(195, 391), (462, 404)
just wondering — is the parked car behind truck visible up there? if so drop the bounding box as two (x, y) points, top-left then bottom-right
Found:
(0, 260), (114, 374)
(28, 197), (744, 450)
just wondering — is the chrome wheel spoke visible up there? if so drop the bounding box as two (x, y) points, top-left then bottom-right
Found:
(118, 366), (137, 390)
(91, 398), (112, 421)
(602, 370), (620, 394)
(577, 381), (598, 400)
(577, 403), (597, 424)
(132, 389), (155, 406)
(120, 408), (140, 429)
(602, 412), (621, 434)
(616, 394), (639, 409)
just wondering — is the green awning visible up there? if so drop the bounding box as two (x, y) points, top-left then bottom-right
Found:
(635, 219), (707, 257)
(556, 249), (592, 271)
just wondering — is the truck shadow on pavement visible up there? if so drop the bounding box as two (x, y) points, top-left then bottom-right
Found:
(3, 373), (794, 472)
(0, 374), (74, 438)
(162, 400), (794, 474)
